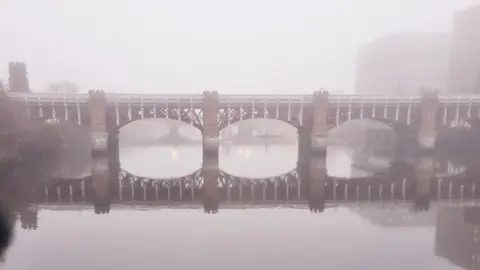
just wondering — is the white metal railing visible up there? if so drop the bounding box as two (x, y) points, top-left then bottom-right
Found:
(6, 92), (90, 103)
(219, 94), (312, 104)
(7, 92), (480, 104)
(104, 93), (204, 104)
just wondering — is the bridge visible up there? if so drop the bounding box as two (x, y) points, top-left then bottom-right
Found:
(4, 151), (472, 230)
(4, 90), (480, 157)
(13, 166), (480, 229)
(15, 152), (472, 213)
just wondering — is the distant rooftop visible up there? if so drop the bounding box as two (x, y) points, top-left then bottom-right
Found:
(358, 32), (451, 53)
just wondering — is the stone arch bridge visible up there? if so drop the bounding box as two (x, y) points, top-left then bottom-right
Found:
(4, 90), (480, 157)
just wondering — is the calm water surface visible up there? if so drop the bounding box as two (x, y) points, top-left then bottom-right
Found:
(6, 206), (474, 270)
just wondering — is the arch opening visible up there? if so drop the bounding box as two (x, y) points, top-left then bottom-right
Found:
(326, 118), (396, 179)
(219, 119), (298, 179)
(118, 119), (202, 179)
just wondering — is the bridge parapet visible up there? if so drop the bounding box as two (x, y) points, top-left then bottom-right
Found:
(104, 93), (204, 104)
(438, 95), (480, 104)
(7, 92), (89, 104)
(329, 94), (421, 104)
(218, 94), (312, 104)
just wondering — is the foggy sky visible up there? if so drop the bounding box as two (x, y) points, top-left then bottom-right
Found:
(1, 0), (479, 94)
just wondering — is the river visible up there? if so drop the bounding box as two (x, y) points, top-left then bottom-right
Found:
(0, 120), (477, 270)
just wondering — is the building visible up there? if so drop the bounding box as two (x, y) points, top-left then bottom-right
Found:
(435, 206), (480, 269)
(355, 33), (451, 95)
(450, 5), (480, 94)
(8, 62), (30, 93)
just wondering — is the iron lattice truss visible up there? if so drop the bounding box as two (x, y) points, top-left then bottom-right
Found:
(118, 168), (301, 190)
(326, 103), (423, 129)
(107, 104), (204, 130)
(217, 104), (309, 130)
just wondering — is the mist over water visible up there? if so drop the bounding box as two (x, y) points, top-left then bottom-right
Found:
(2, 2), (480, 269)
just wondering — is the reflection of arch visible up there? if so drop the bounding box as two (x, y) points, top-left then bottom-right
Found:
(219, 118), (299, 142)
(328, 118), (417, 157)
(117, 167), (302, 203)
(218, 114), (303, 131)
(119, 168), (202, 184)
(113, 169), (477, 204)
(113, 119), (200, 137)
(119, 168), (300, 189)
(115, 118), (201, 146)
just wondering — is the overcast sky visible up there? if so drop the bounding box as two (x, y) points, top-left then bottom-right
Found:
(1, 0), (479, 94)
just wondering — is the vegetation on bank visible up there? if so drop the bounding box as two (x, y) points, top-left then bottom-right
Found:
(0, 94), (63, 182)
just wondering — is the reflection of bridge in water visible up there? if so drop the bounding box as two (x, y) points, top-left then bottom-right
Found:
(25, 155), (478, 209)
(8, 152), (478, 231)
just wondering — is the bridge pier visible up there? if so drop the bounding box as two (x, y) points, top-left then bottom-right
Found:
(311, 90), (329, 155)
(298, 128), (312, 163)
(88, 91), (109, 154)
(413, 156), (434, 211)
(0, 91), (21, 163)
(418, 91), (439, 151)
(20, 208), (38, 230)
(92, 155), (111, 214)
(202, 91), (219, 156)
(308, 156), (327, 213)
(202, 153), (219, 213)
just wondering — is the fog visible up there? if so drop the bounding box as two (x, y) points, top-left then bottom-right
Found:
(1, 0), (479, 94)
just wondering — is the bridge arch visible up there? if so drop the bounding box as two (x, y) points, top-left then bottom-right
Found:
(327, 118), (418, 157)
(106, 104), (203, 132)
(113, 118), (202, 147)
(332, 117), (417, 134)
(219, 118), (301, 131)
(219, 118), (298, 143)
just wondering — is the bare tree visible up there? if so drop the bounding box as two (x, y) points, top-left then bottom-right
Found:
(46, 81), (79, 94)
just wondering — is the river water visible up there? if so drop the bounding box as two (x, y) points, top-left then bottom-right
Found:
(0, 120), (478, 270)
